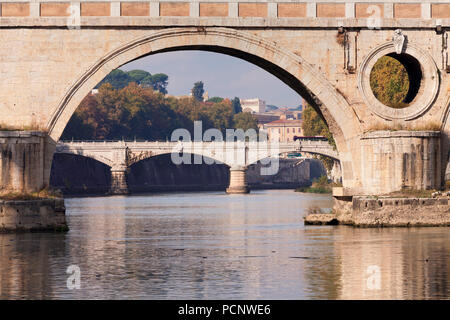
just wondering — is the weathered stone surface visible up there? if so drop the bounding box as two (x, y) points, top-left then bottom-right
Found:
(1, 3), (30, 17)
(278, 3), (306, 18)
(355, 3), (384, 18)
(40, 3), (70, 17)
(394, 3), (422, 18)
(81, 2), (111, 16)
(359, 131), (441, 194)
(121, 2), (149, 17)
(226, 166), (249, 194)
(0, 131), (55, 193)
(110, 169), (129, 195)
(432, 4), (450, 18)
(160, 2), (189, 17)
(304, 214), (339, 225)
(238, 3), (267, 17)
(317, 3), (346, 17)
(335, 196), (450, 227)
(0, 198), (67, 232)
(199, 3), (228, 17)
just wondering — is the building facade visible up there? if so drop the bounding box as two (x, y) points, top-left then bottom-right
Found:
(240, 98), (266, 113)
(264, 119), (303, 142)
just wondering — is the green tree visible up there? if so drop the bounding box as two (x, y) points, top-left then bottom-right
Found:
(191, 81), (204, 101)
(96, 69), (169, 94)
(207, 97), (224, 103)
(142, 73), (169, 95)
(127, 70), (151, 83)
(370, 56), (409, 108)
(232, 112), (258, 132)
(96, 69), (131, 89)
(231, 97), (242, 114)
(302, 104), (335, 171)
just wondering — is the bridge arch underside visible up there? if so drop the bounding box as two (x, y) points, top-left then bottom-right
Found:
(129, 153), (230, 192)
(48, 28), (361, 191)
(50, 153), (112, 194)
(55, 150), (114, 168)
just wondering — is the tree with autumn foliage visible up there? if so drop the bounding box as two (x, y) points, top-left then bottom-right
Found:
(232, 112), (258, 132)
(369, 56), (409, 108)
(61, 83), (258, 141)
(301, 104), (335, 171)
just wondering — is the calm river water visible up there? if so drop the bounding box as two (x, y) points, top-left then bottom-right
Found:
(0, 190), (448, 299)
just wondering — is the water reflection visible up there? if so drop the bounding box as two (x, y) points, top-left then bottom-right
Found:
(0, 190), (448, 299)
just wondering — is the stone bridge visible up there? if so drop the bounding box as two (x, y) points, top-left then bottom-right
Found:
(55, 139), (338, 193)
(1, 0), (450, 227)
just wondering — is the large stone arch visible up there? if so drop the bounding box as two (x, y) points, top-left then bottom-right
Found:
(46, 27), (362, 189)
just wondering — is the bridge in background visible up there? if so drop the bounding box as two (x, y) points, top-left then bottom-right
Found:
(55, 139), (338, 194)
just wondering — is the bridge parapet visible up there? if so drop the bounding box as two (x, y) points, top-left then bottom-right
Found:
(0, 1), (449, 28)
(56, 139), (338, 167)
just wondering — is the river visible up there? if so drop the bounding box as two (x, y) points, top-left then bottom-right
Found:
(0, 190), (448, 299)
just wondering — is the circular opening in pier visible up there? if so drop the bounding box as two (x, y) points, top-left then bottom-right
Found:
(369, 53), (422, 109)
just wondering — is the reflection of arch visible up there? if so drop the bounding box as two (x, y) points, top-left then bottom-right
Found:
(46, 27), (360, 183)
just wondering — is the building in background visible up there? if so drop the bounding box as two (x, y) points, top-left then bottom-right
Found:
(253, 113), (281, 130)
(271, 108), (302, 120)
(264, 119), (303, 142)
(241, 98), (266, 114)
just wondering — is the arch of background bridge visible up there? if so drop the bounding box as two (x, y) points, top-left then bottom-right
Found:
(54, 150), (115, 168)
(128, 151), (228, 168)
(127, 148), (340, 168)
(46, 27), (360, 183)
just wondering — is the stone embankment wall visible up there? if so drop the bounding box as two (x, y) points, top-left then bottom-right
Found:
(247, 158), (326, 189)
(50, 154), (327, 195)
(0, 199), (67, 232)
(332, 197), (450, 227)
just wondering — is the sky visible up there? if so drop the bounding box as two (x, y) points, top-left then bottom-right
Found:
(120, 50), (303, 108)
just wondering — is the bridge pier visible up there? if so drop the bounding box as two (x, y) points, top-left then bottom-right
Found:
(328, 131), (449, 227)
(0, 131), (67, 232)
(110, 167), (129, 195)
(226, 166), (250, 194)
(358, 131), (442, 195)
(0, 131), (55, 193)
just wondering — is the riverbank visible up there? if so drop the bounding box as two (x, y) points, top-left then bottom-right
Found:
(295, 176), (339, 194)
(305, 195), (450, 227)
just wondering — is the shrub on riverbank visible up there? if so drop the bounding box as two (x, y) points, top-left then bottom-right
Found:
(295, 175), (337, 194)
